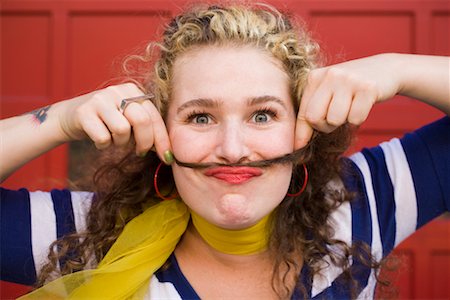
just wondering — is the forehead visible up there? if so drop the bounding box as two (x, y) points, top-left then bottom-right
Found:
(170, 45), (291, 104)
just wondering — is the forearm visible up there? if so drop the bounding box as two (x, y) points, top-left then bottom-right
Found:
(0, 102), (70, 182)
(393, 53), (450, 115)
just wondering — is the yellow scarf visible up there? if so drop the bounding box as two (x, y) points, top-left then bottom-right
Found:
(191, 210), (271, 255)
(19, 200), (271, 299)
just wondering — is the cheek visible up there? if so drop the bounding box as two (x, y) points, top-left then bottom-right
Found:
(171, 166), (191, 192)
(169, 127), (214, 162)
(251, 125), (296, 156)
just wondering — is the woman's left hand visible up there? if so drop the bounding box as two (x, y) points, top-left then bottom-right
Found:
(295, 53), (450, 149)
(295, 54), (400, 149)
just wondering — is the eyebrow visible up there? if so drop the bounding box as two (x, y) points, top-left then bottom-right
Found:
(176, 95), (287, 114)
(177, 98), (221, 114)
(247, 95), (287, 109)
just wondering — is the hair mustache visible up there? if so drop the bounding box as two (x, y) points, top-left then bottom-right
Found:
(173, 148), (306, 169)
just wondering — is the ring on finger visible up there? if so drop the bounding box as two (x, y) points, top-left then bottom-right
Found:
(119, 94), (154, 114)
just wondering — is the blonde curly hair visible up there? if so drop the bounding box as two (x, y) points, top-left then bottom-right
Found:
(126, 3), (320, 116)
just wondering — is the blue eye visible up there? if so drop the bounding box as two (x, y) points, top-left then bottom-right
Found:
(253, 112), (269, 123)
(186, 112), (211, 125)
(252, 109), (276, 123)
(194, 114), (210, 124)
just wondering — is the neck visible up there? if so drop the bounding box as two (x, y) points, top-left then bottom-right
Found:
(190, 211), (272, 256)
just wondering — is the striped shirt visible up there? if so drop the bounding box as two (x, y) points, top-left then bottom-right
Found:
(1, 117), (449, 299)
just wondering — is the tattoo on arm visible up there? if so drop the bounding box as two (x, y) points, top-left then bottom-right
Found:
(28, 105), (51, 124)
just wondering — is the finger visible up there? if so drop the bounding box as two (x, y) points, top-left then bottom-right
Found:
(348, 89), (376, 126)
(98, 105), (131, 147)
(326, 88), (353, 127)
(298, 69), (323, 120)
(124, 102), (154, 156)
(295, 117), (314, 149)
(108, 83), (145, 107)
(80, 113), (113, 150)
(94, 83), (145, 147)
(295, 70), (322, 148)
(140, 100), (172, 163)
(304, 82), (335, 133)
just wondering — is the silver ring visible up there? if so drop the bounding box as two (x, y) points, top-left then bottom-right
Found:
(119, 94), (154, 114)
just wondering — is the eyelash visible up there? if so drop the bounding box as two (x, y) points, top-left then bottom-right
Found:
(253, 108), (278, 121)
(184, 107), (278, 124)
(185, 110), (211, 124)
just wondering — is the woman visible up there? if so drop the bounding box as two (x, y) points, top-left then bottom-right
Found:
(1, 3), (449, 299)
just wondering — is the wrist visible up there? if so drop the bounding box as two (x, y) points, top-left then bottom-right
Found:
(378, 53), (405, 97)
(49, 100), (82, 144)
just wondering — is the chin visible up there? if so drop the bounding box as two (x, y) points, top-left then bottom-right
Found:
(212, 193), (264, 229)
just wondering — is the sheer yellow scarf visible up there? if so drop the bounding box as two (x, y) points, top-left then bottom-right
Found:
(19, 200), (271, 299)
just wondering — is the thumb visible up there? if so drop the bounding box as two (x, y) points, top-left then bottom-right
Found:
(295, 117), (314, 149)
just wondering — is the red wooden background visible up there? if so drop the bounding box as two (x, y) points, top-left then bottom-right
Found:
(1, 0), (449, 299)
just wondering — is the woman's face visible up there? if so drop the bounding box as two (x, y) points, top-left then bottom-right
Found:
(166, 45), (296, 229)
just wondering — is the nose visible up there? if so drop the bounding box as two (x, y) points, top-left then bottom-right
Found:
(215, 121), (251, 164)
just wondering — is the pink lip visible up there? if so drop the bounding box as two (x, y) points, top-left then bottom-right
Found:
(204, 166), (263, 184)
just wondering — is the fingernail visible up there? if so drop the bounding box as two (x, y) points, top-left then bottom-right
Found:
(138, 151), (147, 158)
(163, 150), (174, 165)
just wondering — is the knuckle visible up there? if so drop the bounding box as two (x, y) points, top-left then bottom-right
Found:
(74, 105), (93, 125)
(94, 134), (111, 146)
(305, 113), (322, 124)
(90, 93), (110, 108)
(296, 113), (307, 122)
(327, 117), (342, 127)
(361, 80), (377, 94)
(325, 67), (345, 80)
(112, 123), (131, 135)
(104, 85), (116, 94)
(133, 113), (152, 126)
(74, 105), (87, 119)
(307, 69), (322, 82)
(109, 83), (142, 100)
(348, 115), (365, 125)
(122, 82), (139, 92)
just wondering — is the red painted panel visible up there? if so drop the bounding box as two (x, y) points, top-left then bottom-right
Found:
(1, 145), (68, 190)
(431, 251), (450, 298)
(377, 249), (415, 299)
(431, 12), (450, 55)
(0, 280), (32, 300)
(309, 12), (414, 63)
(392, 219), (450, 299)
(68, 12), (171, 95)
(0, 12), (61, 190)
(0, 13), (50, 118)
(396, 250), (415, 299)
(1, 155), (48, 190)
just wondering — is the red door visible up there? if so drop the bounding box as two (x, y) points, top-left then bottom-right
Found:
(1, 1), (449, 298)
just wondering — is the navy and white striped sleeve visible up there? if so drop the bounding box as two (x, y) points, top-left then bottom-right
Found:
(349, 116), (449, 259)
(0, 188), (93, 285)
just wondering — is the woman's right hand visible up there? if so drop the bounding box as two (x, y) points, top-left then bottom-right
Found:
(58, 83), (172, 160)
